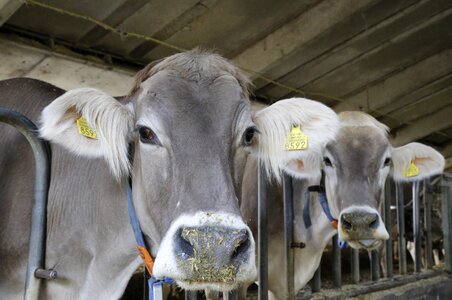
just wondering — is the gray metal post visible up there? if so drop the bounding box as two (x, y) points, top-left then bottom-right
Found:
(351, 249), (360, 283)
(424, 179), (434, 269)
(441, 181), (452, 273)
(384, 179), (393, 278)
(370, 250), (380, 281)
(0, 108), (52, 300)
(185, 291), (199, 300)
(332, 235), (341, 288)
(311, 267), (321, 293)
(258, 161), (268, 300)
(412, 181), (421, 272)
(396, 183), (407, 274)
(228, 290), (238, 300)
(283, 173), (294, 300)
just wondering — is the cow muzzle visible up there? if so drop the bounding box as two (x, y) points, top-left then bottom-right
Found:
(338, 207), (389, 249)
(152, 212), (256, 291)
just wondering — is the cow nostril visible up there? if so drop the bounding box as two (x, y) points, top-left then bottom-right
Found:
(369, 217), (379, 229)
(341, 214), (353, 230)
(342, 219), (352, 230)
(232, 233), (250, 260)
(176, 228), (195, 258)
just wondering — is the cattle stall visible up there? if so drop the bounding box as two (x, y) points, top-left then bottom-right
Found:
(253, 168), (452, 300)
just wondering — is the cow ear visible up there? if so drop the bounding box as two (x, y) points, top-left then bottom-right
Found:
(40, 88), (134, 179)
(252, 97), (339, 181)
(391, 142), (445, 182)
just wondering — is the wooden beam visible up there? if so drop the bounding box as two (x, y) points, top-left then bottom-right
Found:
(442, 142), (452, 159)
(334, 47), (452, 113)
(0, 0), (21, 26)
(77, 0), (149, 46)
(390, 106), (452, 146)
(232, 0), (376, 80)
(257, 0), (443, 99)
(445, 157), (452, 171)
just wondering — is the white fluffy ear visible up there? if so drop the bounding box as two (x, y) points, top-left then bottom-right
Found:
(391, 142), (445, 181)
(253, 97), (339, 181)
(40, 88), (134, 179)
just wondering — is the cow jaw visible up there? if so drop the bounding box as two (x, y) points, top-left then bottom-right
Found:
(152, 212), (257, 290)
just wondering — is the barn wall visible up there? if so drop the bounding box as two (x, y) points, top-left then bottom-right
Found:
(0, 34), (135, 95)
(0, 34), (268, 113)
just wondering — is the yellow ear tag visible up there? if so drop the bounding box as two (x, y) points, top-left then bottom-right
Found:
(403, 162), (419, 177)
(76, 116), (97, 139)
(286, 125), (308, 151)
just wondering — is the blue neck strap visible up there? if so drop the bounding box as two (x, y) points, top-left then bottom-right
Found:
(127, 180), (173, 300)
(304, 185), (348, 249)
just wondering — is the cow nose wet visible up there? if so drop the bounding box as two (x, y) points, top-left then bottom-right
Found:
(341, 211), (379, 232)
(174, 226), (251, 282)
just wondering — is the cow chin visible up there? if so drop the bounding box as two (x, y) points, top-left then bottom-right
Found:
(347, 239), (383, 250)
(152, 212), (257, 291)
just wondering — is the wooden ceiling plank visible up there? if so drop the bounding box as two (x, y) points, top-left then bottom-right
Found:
(442, 142), (452, 159)
(0, 0), (21, 26)
(377, 71), (452, 116)
(257, 0), (451, 99)
(231, 0), (377, 80)
(128, 0), (217, 60)
(77, 0), (150, 47)
(280, 7), (452, 102)
(390, 106), (452, 146)
(333, 47), (452, 113)
(379, 86), (452, 128)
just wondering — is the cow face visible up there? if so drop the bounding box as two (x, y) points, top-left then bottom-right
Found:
(39, 51), (257, 291)
(322, 112), (444, 250)
(130, 57), (257, 290)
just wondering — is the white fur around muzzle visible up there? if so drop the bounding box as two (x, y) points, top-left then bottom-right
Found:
(152, 212), (257, 290)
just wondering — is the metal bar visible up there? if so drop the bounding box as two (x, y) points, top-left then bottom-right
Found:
(384, 179), (393, 278)
(351, 249), (360, 283)
(396, 183), (407, 274)
(258, 161), (268, 300)
(184, 291), (199, 300)
(332, 235), (341, 288)
(370, 250), (380, 281)
(311, 266), (321, 293)
(282, 173), (294, 300)
(228, 290), (238, 300)
(424, 179), (434, 269)
(0, 108), (51, 300)
(412, 181), (422, 272)
(441, 180), (452, 272)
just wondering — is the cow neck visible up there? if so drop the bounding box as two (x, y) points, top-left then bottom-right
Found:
(126, 145), (173, 300)
(303, 174), (348, 249)
(303, 185), (338, 230)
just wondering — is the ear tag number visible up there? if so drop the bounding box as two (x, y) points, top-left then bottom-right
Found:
(403, 162), (419, 177)
(76, 116), (97, 139)
(286, 125), (308, 151)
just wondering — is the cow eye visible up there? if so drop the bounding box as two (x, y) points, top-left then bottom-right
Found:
(138, 126), (158, 144)
(324, 157), (333, 167)
(383, 157), (391, 167)
(243, 126), (258, 146)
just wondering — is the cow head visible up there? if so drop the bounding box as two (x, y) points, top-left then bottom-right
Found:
(39, 50), (257, 291)
(322, 111), (444, 249)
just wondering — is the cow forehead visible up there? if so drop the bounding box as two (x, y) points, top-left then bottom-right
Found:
(135, 70), (249, 128)
(329, 126), (390, 170)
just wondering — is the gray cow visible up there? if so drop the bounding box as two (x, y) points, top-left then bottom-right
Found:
(0, 50), (339, 299)
(241, 111), (445, 299)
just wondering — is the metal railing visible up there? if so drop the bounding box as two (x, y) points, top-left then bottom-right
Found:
(305, 175), (452, 298)
(0, 108), (52, 300)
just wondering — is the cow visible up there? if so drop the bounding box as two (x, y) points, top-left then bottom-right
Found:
(240, 111), (445, 299)
(0, 50), (340, 299)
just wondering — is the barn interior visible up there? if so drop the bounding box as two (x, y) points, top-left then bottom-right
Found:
(0, 0), (452, 299)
